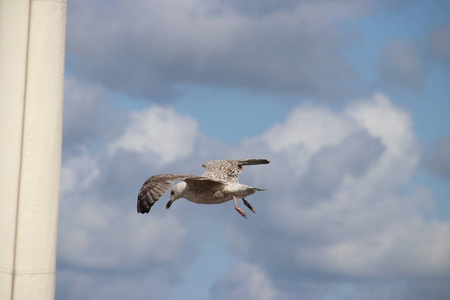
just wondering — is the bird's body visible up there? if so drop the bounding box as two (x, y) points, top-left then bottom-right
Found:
(180, 181), (262, 204)
(137, 159), (269, 218)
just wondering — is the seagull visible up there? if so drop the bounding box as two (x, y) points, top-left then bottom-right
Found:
(137, 159), (269, 218)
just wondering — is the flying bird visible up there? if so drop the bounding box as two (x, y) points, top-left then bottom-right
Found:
(137, 159), (269, 218)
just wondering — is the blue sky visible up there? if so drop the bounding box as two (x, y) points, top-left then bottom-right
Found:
(59, 1), (450, 299)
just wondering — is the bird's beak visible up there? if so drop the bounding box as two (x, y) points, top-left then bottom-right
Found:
(166, 197), (174, 210)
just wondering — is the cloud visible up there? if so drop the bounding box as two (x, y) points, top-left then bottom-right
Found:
(221, 94), (450, 299)
(58, 145), (192, 271)
(58, 101), (208, 299)
(58, 200), (188, 269)
(57, 88), (449, 300)
(66, 0), (372, 100)
(427, 23), (450, 65)
(301, 130), (384, 198)
(209, 263), (285, 300)
(378, 39), (424, 92)
(57, 268), (174, 300)
(63, 77), (125, 148)
(60, 145), (100, 194)
(424, 138), (450, 181)
(108, 105), (199, 165)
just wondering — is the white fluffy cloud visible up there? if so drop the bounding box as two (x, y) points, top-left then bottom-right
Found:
(108, 105), (199, 165)
(261, 103), (359, 176)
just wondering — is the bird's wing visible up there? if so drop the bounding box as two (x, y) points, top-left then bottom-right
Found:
(183, 176), (227, 191)
(201, 159), (270, 182)
(137, 174), (196, 214)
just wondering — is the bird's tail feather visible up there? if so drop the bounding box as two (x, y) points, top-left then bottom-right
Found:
(239, 159), (270, 166)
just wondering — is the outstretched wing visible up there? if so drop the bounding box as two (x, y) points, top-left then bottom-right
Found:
(201, 159), (270, 183)
(137, 174), (196, 214)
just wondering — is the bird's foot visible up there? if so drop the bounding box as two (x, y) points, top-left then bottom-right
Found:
(242, 198), (255, 213)
(233, 196), (247, 218)
(235, 206), (247, 218)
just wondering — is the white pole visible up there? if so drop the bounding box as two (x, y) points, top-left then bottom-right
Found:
(0, 1), (67, 299)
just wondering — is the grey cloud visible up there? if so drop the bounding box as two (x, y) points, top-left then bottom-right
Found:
(56, 269), (174, 300)
(209, 263), (286, 300)
(302, 130), (384, 198)
(424, 138), (450, 180)
(378, 39), (424, 92)
(288, 279), (450, 300)
(427, 23), (450, 64)
(219, 0), (301, 16)
(410, 278), (450, 300)
(63, 78), (126, 149)
(372, 0), (417, 11)
(66, 0), (371, 100)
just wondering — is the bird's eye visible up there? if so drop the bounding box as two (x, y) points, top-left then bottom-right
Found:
(170, 190), (174, 195)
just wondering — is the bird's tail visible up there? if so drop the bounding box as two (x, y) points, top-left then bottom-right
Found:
(238, 159), (270, 166)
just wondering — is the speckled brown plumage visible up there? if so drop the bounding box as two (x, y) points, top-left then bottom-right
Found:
(201, 159), (270, 182)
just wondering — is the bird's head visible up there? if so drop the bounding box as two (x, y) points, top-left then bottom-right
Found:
(166, 181), (186, 210)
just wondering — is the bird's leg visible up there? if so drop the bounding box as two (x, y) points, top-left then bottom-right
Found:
(242, 198), (255, 213)
(233, 196), (247, 218)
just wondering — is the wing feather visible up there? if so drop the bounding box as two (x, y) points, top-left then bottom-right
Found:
(137, 174), (196, 213)
(184, 176), (227, 191)
(201, 159), (269, 182)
